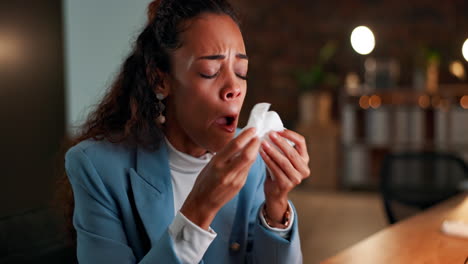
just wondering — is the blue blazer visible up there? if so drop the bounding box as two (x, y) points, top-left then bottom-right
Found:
(65, 138), (302, 263)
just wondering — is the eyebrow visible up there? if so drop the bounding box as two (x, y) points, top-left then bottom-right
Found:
(196, 53), (248, 60)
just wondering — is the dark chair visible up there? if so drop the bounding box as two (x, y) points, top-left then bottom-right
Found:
(380, 151), (468, 224)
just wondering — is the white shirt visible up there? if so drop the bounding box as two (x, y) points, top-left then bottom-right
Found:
(165, 137), (293, 264)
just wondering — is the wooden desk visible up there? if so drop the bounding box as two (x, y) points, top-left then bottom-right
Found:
(322, 194), (468, 264)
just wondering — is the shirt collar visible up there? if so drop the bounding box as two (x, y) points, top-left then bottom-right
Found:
(164, 137), (213, 174)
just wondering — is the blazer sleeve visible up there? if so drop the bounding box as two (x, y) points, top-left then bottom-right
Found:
(65, 147), (182, 264)
(248, 163), (303, 264)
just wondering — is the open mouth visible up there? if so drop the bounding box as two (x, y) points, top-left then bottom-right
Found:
(215, 115), (237, 132)
(225, 116), (235, 126)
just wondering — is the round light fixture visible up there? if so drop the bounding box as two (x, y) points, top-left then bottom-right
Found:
(350, 26), (375, 55)
(463, 38), (468, 62)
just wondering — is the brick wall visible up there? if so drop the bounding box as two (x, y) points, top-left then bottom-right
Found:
(232, 0), (468, 126)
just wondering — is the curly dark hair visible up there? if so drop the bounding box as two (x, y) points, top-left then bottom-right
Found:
(58, 0), (240, 245)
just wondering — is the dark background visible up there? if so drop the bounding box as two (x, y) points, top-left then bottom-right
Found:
(0, 0), (64, 219)
(0, 0), (66, 262)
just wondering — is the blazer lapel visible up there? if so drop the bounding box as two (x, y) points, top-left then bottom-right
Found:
(129, 141), (175, 245)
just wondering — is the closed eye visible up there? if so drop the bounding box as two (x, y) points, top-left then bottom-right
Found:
(199, 72), (219, 79)
(199, 72), (248, 80)
(236, 74), (248, 80)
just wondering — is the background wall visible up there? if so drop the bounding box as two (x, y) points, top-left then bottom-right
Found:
(63, 0), (152, 134)
(0, 1), (68, 261)
(0, 0), (64, 219)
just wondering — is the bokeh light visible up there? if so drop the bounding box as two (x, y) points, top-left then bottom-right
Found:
(418, 95), (430, 109)
(359, 95), (370, 109)
(350, 26), (375, 55)
(461, 95), (468, 109)
(431, 95), (441, 108)
(369, 95), (381, 109)
(345, 72), (360, 95)
(449, 60), (466, 80)
(463, 39), (468, 62)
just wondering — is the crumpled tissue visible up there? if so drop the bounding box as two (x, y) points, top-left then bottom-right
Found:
(242, 103), (285, 140)
(241, 103), (294, 180)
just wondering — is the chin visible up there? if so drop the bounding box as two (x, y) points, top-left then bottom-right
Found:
(207, 133), (235, 153)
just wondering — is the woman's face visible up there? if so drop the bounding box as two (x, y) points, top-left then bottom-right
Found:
(163, 13), (248, 156)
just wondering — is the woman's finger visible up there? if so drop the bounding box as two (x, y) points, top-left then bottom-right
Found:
(277, 129), (309, 162)
(268, 132), (309, 176)
(259, 148), (291, 187)
(217, 127), (257, 163)
(225, 136), (261, 177)
(261, 140), (302, 185)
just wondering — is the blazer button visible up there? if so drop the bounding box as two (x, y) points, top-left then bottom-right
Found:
(230, 242), (241, 252)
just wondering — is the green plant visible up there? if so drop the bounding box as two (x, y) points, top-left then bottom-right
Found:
(294, 41), (340, 93)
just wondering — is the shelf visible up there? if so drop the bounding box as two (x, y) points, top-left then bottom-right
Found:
(339, 86), (468, 190)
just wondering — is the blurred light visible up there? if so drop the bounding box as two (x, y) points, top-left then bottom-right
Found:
(461, 95), (468, 109)
(449, 60), (466, 80)
(345, 72), (360, 95)
(359, 95), (370, 109)
(440, 99), (449, 111)
(369, 95), (381, 109)
(0, 32), (22, 65)
(418, 95), (430, 109)
(350, 26), (375, 55)
(364, 57), (376, 72)
(463, 39), (468, 62)
(431, 95), (441, 108)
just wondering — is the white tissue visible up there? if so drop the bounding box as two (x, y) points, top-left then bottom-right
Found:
(242, 103), (294, 180)
(242, 103), (285, 140)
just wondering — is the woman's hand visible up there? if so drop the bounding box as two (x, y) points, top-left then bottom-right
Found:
(181, 128), (261, 230)
(259, 129), (310, 227)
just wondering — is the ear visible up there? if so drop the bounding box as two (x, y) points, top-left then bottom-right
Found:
(154, 70), (171, 98)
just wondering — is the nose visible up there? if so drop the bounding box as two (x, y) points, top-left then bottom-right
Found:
(220, 76), (242, 101)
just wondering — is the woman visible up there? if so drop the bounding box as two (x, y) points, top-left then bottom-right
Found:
(64, 0), (310, 263)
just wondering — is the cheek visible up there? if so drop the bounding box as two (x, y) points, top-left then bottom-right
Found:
(238, 84), (247, 104)
(173, 85), (214, 122)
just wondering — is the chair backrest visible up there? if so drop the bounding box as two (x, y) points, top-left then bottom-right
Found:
(380, 151), (468, 224)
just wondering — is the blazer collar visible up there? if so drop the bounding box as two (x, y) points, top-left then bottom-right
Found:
(130, 140), (175, 248)
(135, 140), (172, 195)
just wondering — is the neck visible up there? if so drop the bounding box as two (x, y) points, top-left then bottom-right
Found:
(163, 119), (208, 158)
